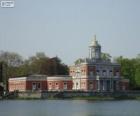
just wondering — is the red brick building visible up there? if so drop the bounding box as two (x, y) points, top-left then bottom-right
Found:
(9, 75), (72, 92)
(47, 76), (72, 91)
(69, 36), (129, 91)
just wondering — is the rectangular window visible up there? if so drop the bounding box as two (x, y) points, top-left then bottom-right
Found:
(89, 82), (93, 89)
(96, 70), (100, 76)
(37, 83), (40, 89)
(90, 71), (93, 76)
(64, 82), (67, 85)
(110, 70), (113, 76)
(63, 82), (67, 90)
(90, 82), (93, 84)
(32, 83), (36, 91)
(102, 70), (106, 76)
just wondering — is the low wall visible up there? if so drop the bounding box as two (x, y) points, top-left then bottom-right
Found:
(18, 91), (41, 99)
(14, 91), (140, 99)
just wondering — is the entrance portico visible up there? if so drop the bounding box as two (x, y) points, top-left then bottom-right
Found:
(96, 78), (120, 92)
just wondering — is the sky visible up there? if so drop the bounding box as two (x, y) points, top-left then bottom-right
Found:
(0, 0), (140, 65)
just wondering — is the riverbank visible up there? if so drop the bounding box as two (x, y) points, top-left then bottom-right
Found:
(4, 95), (140, 101)
(71, 96), (140, 100)
(2, 91), (140, 100)
(3, 96), (140, 101)
(48, 96), (140, 100)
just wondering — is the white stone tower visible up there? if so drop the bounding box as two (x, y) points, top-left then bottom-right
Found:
(89, 35), (101, 60)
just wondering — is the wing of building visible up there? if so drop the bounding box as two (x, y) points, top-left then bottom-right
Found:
(9, 75), (72, 92)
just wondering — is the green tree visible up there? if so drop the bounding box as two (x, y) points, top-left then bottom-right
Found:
(134, 55), (140, 88)
(74, 58), (84, 65)
(101, 53), (111, 61)
(115, 56), (136, 89)
(0, 51), (24, 91)
(27, 53), (68, 76)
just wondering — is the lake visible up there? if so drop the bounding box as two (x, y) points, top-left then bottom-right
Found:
(0, 100), (140, 116)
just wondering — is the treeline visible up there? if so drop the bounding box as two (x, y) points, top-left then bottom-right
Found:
(115, 55), (140, 89)
(0, 51), (68, 82)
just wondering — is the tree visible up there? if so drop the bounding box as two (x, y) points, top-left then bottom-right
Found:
(27, 53), (49, 75)
(135, 65), (140, 87)
(0, 51), (24, 91)
(101, 53), (111, 61)
(51, 57), (68, 75)
(0, 51), (23, 67)
(115, 56), (136, 89)
(36, 52), (47, 59)
(0, 61), (8, 91)
(74, 58), (84, 65)
(26, 53), (68, 76)
(134, 54), (140, 88)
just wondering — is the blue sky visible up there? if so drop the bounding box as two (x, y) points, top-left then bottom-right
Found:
(0, 0), (140, 64)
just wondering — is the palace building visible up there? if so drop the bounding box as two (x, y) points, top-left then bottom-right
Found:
(69, 35), (129, 91)
(8, 36), (129, 92)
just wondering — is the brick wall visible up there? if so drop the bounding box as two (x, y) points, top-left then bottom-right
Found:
(47, 80), (72, 91)
(9, 80), (26, 92)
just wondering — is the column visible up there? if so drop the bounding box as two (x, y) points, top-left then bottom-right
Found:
(110, 79), (114, 92)
(96, 80), (98, 91)
(112, 80), (114, 92)
(103, 80), (106, 91)
(98, 80), (100, 91)
(110, 79), (112, 91)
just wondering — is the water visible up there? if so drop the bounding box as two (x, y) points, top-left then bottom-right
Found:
(0, 100), (140, 116)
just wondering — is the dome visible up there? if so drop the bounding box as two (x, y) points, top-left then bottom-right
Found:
(89, 35), (100, 47)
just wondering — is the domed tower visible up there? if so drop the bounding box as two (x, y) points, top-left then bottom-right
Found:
(89, 35), (101, 60)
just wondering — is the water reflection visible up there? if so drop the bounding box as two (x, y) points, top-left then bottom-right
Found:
(0, 100), (140, 116)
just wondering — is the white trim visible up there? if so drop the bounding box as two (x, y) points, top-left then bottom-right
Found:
(47, 76), (72, 81)
(9, 77), (27, 81)
(9, 75), (72, 81)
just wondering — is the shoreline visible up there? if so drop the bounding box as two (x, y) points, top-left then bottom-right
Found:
(2, 95), (140, 101)
(1, 91), (140, 100)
